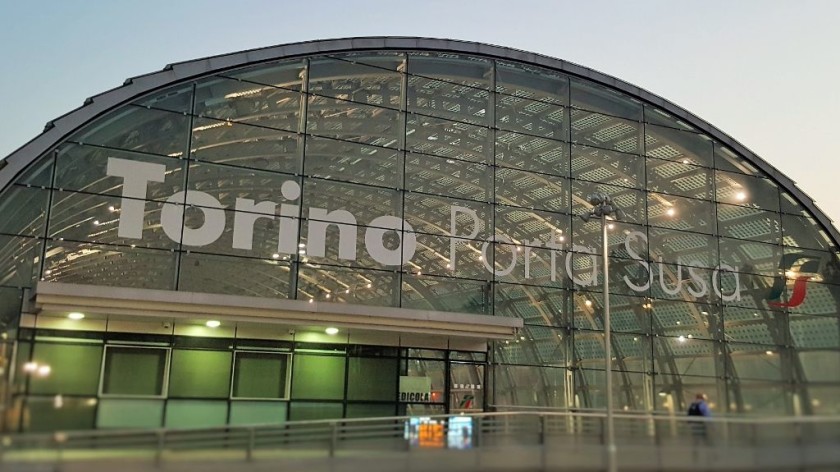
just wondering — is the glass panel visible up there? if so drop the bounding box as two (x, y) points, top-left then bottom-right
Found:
(496, 95), (565, 140)
(28, 343), (103, 395)
(179, 253), (292, 298)
(649, 227), (717, 268)
(496, 132), (568, 176)
(407, 75), (489, 125)
(97, 399), (164, 428)
(404, 194), (490, 239)
(0, 236), (41, 288)
(572, 180), (646, 224)
(574, 294), (653, 334)
(168, 349), (232, 398)
(289, 402), (343, 421)
(229, 401), (287, 425)
(652, 300), (718, 340)
(495, 206), (570, 248)
(233, 352), (289, 399)
(404, 232), (478, 278)
(164, 400), (228, 428)
(43, 241), (177, 290)
(491, 364), (566, 408)
(26, 396), (97, 432)
(16, 153), (54, 187)
(0, 287), (23, 330)
(648, 193), (717, 234)
(291, 354), (346, 400)
(347, 357), (398, 401)
(309, 56), (403, 110)
(571, 144), (643, 189)
(0, 186), (48, 237)
(571, 79), (641, 120)
(494, 325), (566, 366)
(405, 153), (491, 202)
(714, 142), (759, 175)
(719, 306), (780, 345)
(54, 143), (186, 201)
(191, 118), (302, 174)
(223, 59), (306, 91)
(133, 84), (193, 113)
(186, 161), (298, 209)
(494, 284), (569, 326)
(450, 363), (484, 412)
(297, 265), (397, 306)
(495, 61), (568, 105)
(717, 204), (781, 244)
(645, 124), (713, 168)
(647, 158), (713, 200)
(307, 95), (403, 148)
(782, 213), (833, 251)
(407, 52), (491, 90)
(492, 244), (569, 288)
(49, 191), (178, 250)
(790, 314), (839, 349)
(305, 136), (401, 188)
(406, 114), (489, 164)
(495, 168), (570, 213)
(571, 109), (639, 154)
(194, 76), (301, 132)
(719, 237), (781, 277)
(653, 337), (721, 378)
(401, 274), (490, 314)
(303, 178), (402, 226)
(403, 358), (446, 404)
(69, 106), (189, 157)
(727, 343), (785, 381)
(102, 346), (167, 396)
(715, 170), (779, 212)
(643, 106), (697, 131)
(345, 403), (396, 418)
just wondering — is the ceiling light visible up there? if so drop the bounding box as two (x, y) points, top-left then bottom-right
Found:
(666, 208), (676, 217)
(736, 191), (747, 201)
(272, 253), (280, 259)
(206, 320), (221, 328)
(68, 312), (85, 320)
(678, 335), (686, 342)
(325, 327), (339, 335)
(37, 365), (51, 377)
(584, 300), (592, 307)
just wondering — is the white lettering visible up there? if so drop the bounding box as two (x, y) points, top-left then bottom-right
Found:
(106, 158), (166, 239)
(232, 199), (276, 250)
(308, 208), (357, 260)
(365, 216), (416, 266)
(450, 206), (480, 271)
(623, 230), (651, 291)
(160, 191), (225, 246)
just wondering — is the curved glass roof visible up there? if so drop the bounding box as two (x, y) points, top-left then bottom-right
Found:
(1, 38), (837, 416)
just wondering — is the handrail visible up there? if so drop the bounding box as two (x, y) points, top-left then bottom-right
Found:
(2, 411), (839, 471)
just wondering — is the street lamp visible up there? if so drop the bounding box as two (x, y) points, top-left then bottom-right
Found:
(580, 193), (623, 472)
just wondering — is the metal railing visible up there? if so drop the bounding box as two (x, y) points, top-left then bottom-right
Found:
(2, 411), (839, 471)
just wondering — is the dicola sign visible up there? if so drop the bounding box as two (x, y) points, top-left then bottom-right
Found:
(106, 157), (741, 301)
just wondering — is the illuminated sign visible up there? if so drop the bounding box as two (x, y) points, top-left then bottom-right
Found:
(106, 157), (742, 301)
(399, 376), (432, 403)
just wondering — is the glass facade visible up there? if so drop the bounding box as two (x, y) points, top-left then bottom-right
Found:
(0, 44), (838, 432)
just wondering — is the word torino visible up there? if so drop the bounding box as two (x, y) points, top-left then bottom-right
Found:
(107, 157), (741, 301)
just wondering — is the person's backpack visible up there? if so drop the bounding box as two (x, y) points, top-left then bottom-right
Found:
(688, 402), (703, 416)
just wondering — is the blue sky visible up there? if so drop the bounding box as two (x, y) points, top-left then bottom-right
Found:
(2, 0), (838, 224)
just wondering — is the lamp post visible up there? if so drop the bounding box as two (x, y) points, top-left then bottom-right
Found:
(580, 193), (623, 472)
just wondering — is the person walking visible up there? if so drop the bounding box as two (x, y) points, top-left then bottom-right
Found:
(687, 393), (711, 445)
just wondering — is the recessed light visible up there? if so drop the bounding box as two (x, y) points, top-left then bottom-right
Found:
(272, 253), (280, 259)
(68, 312), (85, 320)
(206, 320), (221, 328)
(325, 327), (339, 335)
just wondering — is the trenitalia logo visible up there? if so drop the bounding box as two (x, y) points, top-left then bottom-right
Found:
(767, 254), (821, 308)
(106, 157), (742, 301)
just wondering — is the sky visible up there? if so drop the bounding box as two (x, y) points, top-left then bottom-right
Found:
(1, 0), (838, 225)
